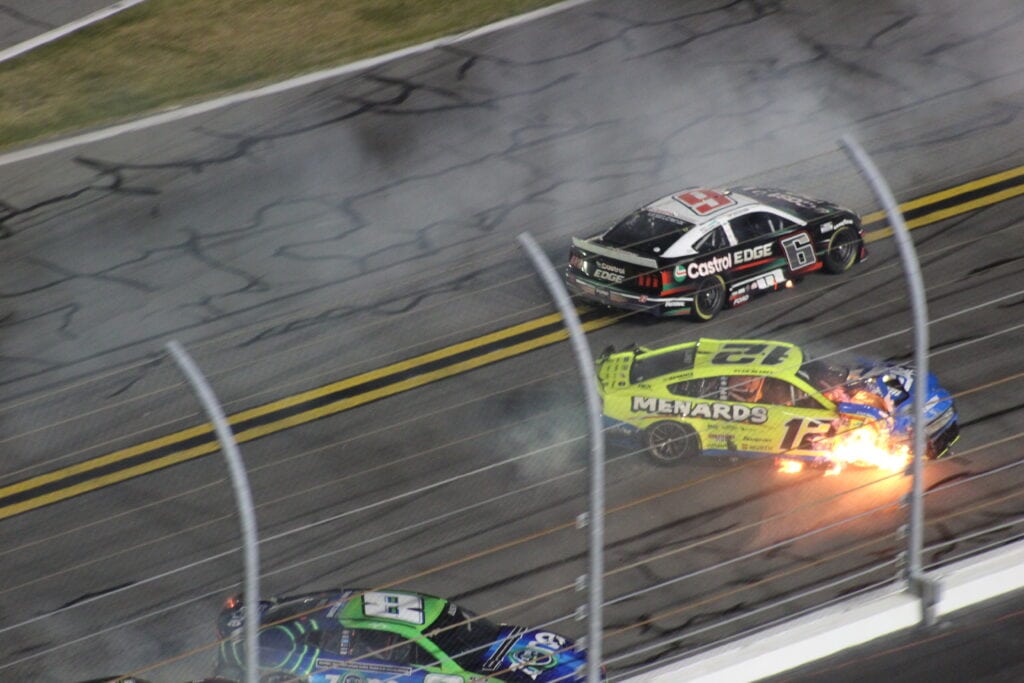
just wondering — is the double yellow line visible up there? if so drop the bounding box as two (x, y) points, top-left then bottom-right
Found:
(1, 165), (1023, 521)
(0, 311), (621, 520)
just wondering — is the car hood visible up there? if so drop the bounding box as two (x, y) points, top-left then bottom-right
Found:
(480, 626), (591, 682)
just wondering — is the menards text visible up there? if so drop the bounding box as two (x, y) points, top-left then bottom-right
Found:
(631, 396), (769, 423)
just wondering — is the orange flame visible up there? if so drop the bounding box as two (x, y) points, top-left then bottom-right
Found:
(776, 459), (804, 474)
(775, 421), (911, 475)
(827, 424), (910, 472)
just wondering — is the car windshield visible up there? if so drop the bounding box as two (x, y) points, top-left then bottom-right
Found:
(427, 602), (504, 673)
(630, 347), (697, 384)
(798, 360), (849, 393)
(602, 210), (694, 256)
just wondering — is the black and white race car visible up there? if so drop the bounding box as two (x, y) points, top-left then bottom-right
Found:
(565, 187), (866, 320)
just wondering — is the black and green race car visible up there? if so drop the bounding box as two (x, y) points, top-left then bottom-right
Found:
(215, 588), (596, 682)
(565, 186), (865, 320)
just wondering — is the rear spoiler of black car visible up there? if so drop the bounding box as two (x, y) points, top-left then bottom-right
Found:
(571, 237), (659, 268)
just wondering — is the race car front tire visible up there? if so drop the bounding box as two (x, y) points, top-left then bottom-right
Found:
(690, 275), (726, 321)
(646, 421), (702, 465)
(823, 225), (861, 274)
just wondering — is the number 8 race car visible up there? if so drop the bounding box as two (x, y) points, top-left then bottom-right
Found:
(598, 338), (959, 472)
(215, 588), (597, 682)
(565, 187), (866, 321)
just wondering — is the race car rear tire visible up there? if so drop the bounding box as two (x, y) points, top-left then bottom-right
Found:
(646, 421), (702, 465)
(823, 225), (861, 274)
(690, 275), (726, 321)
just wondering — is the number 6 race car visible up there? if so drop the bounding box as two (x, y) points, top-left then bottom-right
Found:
(215, 588), (597, 682)
(565, 187), (866, 320)
(598, 338), (959, 473)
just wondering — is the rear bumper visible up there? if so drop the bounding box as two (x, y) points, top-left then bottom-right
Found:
(565, 272), (692, 316)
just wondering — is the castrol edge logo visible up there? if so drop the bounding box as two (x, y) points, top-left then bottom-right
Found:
(592, 259), (626, 283)
(674, 242), (773, 280)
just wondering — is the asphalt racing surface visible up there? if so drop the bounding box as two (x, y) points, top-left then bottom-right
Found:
(0, 0), (115, 51)
(1, 1), (1023, 681)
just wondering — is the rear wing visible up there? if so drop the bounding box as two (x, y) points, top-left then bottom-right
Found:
(571, 237), (659, 269)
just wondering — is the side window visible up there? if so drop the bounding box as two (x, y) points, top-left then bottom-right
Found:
(760, 377), (821, 408)
(729, 213), (775, 243)
(326, 628), (416, 661)
(765, 213), (796, 232)
(725, 375), (764, 403)
(794, 390), (828, 409)
(694, 226), (729, 253)
(760, 378), (795, 405)
(404, 640), (440, 667)
(668, 378), (717, 400)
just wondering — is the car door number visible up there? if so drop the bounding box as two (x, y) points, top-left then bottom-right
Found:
(780, 232), (817, 270)
(780, 417), (832, 451)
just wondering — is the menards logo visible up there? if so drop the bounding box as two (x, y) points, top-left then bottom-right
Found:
(631, 396), (768, 424)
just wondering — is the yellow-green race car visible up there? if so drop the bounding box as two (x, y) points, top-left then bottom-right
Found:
(597, 338), (959, 470)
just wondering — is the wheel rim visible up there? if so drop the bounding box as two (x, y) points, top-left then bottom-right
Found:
(696, 279), (723, 314)
(831, 231), (856, 267)
(649, 423), (694, 461)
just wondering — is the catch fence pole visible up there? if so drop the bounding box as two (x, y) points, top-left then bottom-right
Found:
(166, 340), (261, 683)
(840, 135), (937, 624)
(517, 232), (605, 683)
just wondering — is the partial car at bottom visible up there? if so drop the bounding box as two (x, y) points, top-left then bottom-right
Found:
(598, 338), (959, 470)
(565, 186), (866, 321)
(215, 588), (597, 682)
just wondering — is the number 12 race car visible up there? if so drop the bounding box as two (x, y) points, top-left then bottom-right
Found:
(565, 187), (866, 320)
(598, 338), (959, 472)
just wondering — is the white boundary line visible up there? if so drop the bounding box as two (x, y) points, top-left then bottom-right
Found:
(626, 537), (1024, 682)
(0, 0), (594, 168)
(0, 0), (151, 65)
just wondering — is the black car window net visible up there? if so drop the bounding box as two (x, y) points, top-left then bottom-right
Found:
(695, 226), (728, 253)
(602, 210), (694, 255)
(729, 213), (775, 243)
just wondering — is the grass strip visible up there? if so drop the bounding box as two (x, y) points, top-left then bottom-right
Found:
(0, 0), (562, 150)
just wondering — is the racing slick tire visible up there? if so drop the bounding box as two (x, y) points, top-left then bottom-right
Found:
(822, 225), (861, 274)
(646, 421), (702, 465)
(690, 275), (726, 321)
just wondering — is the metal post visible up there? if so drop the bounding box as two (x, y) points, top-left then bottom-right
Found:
(517, 233), (605, 682)
(840, 135), (937, 624)
(166, 340), (261, 683)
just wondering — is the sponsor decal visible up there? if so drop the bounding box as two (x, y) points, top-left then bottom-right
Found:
(592, 260), (626, 283)
(675, 243), (773, 280)
(685, 254), (731, 278)
(596, 261), (625, 274)
(664, 301), (689, 307)
(733, 243), (773, 265)
(632, 396), (769, 424)
(732, 294), (750, 305)
(507, 632), (567, 681)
